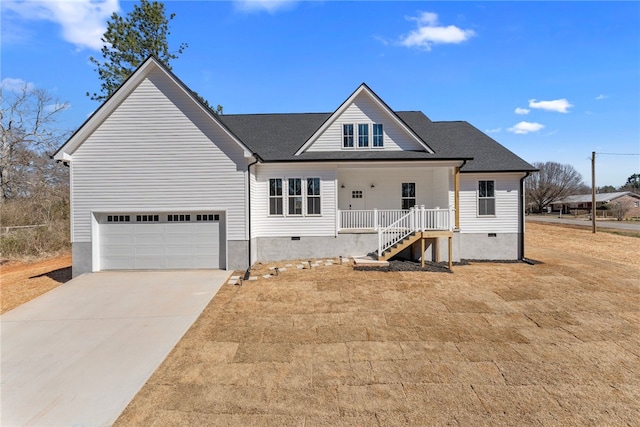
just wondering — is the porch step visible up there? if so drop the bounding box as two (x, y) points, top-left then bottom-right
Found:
(379, 232), (420, 261)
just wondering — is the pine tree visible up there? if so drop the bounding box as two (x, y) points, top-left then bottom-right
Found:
(87, 0), (187, 102)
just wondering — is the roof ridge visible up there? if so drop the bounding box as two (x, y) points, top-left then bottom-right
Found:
(220, 112), (332, 117)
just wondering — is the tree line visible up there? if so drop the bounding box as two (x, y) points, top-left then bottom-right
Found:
(526, 161), (639, 214)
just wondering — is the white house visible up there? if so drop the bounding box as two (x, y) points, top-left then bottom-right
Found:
(54, 57), (537, 276)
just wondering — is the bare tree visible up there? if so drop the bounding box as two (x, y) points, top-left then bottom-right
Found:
(526, 161), (588, 213)
(608, 200), (632, 221)
(1, 82), (68, 202)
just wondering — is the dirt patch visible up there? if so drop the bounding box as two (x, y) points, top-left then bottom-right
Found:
(1, 253), (72, 314)
(115, 222), (640, 425)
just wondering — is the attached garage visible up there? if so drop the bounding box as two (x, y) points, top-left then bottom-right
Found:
(97, 212), (225, 270)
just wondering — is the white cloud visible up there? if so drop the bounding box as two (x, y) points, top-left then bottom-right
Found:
(1, 77), (34, 92)
(399, 11), (475, 50)
(485, 128), (502, 134)
(528, 98), (573, 113)
(514, 107), (530, 115)
(595, 94), (607, 100)
(3, 0), (119, 50)
(508, 121), (544, 134)
(233, 0), (297, 13)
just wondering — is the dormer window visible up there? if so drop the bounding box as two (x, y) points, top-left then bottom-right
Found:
(343, 124), (354, 148)
(358, 124), (369, 147)
(373, 124), (384, 147)
(342, 123), (383, 149)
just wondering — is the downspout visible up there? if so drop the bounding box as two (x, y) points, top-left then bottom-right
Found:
(244, 156), (260, 280)
(519, 172), (531, 261)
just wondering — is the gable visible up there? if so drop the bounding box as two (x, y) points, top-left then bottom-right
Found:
(296, 84), (433, 155)
(53, 56), (252, 162)
(304, 92), (427, 153)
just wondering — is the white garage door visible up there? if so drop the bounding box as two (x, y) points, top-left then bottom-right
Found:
(99, 213), (224, 270)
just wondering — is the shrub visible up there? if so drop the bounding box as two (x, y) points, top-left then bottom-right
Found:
(0, 197), (70, 260)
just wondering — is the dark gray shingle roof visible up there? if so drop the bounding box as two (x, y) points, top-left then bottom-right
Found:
(218, 111), (536, 172)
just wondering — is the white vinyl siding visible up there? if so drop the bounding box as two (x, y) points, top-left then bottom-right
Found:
(71, 68), (248, 243)
(337, 166), (451, 211)
(458, 173), (523, 234)
(252, 164), (337, 237)
(307, 92), (424, 152)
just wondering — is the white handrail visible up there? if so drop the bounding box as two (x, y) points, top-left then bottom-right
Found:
(377, 206), (454, 258)
(378, 208), (415, 254)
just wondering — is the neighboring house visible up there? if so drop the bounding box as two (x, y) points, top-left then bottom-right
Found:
(551, 192), (640, 218)
(54, 57), (537, 277)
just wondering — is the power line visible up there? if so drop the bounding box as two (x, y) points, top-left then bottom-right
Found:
(596, 152), (640, 156)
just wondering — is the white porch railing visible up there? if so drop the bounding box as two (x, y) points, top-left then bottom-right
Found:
(338, 207), (453, 232)
(338, 209), (410, 230)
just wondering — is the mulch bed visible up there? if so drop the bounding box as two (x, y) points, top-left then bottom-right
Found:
(354, 259), (469, 273)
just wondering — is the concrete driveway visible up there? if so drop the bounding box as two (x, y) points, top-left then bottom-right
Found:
(1, 269), (230, 427)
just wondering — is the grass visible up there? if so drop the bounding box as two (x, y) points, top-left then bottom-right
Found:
(114, 222), (640, 426)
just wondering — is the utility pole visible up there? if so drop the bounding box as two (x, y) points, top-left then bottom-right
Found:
(591, 151), (596, 233)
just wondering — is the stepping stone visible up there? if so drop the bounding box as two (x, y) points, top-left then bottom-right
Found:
(230, 275), (241, 280)
(285, 264), (293, 267)
(279, 267), (287, 272)
(269, 266), (277, 270)
(248, 276), (258, 281)
(227, 279), (238, 285)
(325, 262), (333, 266)
(263, 274), (272, 279)
(296, 265), (304, 269)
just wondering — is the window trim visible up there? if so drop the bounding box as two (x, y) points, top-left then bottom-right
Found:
(373, 123), (384, 148)
(268, 178), (284, 216)
(342, 124), (354, 148)
(401, 182), (416, 210)
(306, 177), (321, 216)
(357, 123), (369, 148)
(477, 180), (496, 217)
(268, 176), (322, 217)
(288, 178), (303, 216)
(341, 122), (386, 150)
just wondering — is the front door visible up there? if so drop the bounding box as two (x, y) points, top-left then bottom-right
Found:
(349, 189), (366, 210)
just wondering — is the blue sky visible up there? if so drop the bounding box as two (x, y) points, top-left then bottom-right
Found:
(2, 0), (639, 187)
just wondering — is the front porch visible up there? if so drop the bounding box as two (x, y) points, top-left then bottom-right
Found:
(337, 207), (455, 268)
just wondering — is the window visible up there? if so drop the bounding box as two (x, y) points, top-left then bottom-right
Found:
(168, 214), (191, 222)
(401, 183), (415, 210)
(307, 178), (321, 215)
(136, 214), (159, 222)
(373, 124), (384, 147)
(196, 214), (219, 221)
(288, 178), (302, 215)
(343, 124), (354, 148)
(478, 180), (496, 216)
(358, 124), (369, 147)
(352, 190), (363, 199)
(269, 178), (283, 215)
(107, 215), (130, 223)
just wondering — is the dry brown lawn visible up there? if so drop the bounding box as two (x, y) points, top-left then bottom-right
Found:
(0, 253), (72, 314)
(114, 222), (640, 426)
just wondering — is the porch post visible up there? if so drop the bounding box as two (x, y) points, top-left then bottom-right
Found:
(454, 166), (460, 229)
(420, 205), (425, 231)
(337, 209), (341, 232)
(374, 208), (378, 231)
